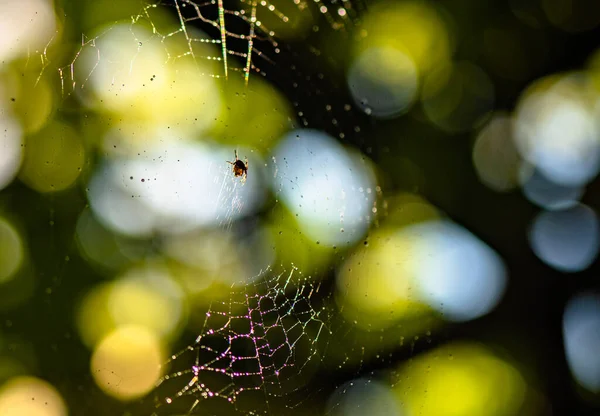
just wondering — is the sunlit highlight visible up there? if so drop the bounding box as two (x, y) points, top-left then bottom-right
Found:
(272, 129), (376, 246)
(335, 192), (506, 329)
(108, 266), (185, 340)
(405, 220), (507, 322)
(76, 23), (221, 148)
(514, 74), (600, 186)
(91, 325), (164, 400)
(0, 0), (56, 63)
(336, 228), (433, 330)
(359, 0), (453, 74)
(0, 376), (68, 416)
(393, 343), (527, 416)
(88, 142), (264, 237)
(77, 266), (185, 348)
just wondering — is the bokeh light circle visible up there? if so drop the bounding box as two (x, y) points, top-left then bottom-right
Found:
(422, 61), (495, 133)
(472, 113), (522, 192)
(521, 169), (583, 210)
(91, 325), (164, 400)
(19, 121), (84, 193)
(407, 220), (507, 322)
(0, 218), (24, 283)
(0, 0), (56, 62)
(529, 204), (599, 272)
(0, 115), (23, 192)
(393, 343), (527, 416)
(0, 376), (68, 416)
(326, 378), (403, 416)
(358, 0), (454, 74)
(335, 227), (433, 330)
(273, 129), (376, 246)
(347, 46), (418, 118)
(78, 23), (221, 134)
(563, 292), (600, 393)
(88, 142), (264, 237)
(513, 74), (600, 186)
(108, 267), (185, 340)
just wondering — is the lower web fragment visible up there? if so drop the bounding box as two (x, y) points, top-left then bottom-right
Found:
(151, 266), (331, 415)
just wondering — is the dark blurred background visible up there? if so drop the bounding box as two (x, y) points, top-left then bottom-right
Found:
(0, 0), (600, 415)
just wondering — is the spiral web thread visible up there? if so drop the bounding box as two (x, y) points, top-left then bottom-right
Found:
(54, 0), (362, 95)
(44, 0), (373, 412)
(153, 266), (332, 414)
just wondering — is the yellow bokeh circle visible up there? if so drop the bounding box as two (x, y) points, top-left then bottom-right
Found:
(0, 376), (68, 416)
(19, 121), (84, 193)
(91, 325), (164, 401)
(358, 0), (454, 74)
(393, 343), (528, 416)
(0, 218), (24, 283)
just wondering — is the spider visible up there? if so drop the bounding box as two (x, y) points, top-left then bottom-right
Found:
(227, 150), (248, 182)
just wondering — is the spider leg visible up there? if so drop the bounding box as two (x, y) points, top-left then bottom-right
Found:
(234, 149), (238, 160)
(245, 157), (249, 170)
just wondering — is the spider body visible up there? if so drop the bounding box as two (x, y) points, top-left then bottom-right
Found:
(227, 150), (248, 182)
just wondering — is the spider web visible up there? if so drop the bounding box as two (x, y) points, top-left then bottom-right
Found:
(53, 0), (364, 94)
(30, 0), (415, 414)
(134, 153), (395, 416)
(147, 266), (332, 415)
(138, 142), (384, 415)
